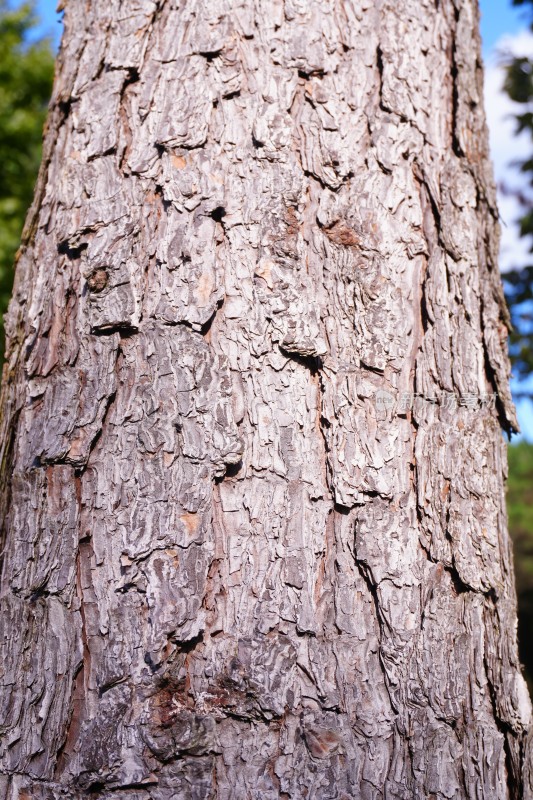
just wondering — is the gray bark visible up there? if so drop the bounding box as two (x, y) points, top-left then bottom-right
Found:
(0, 0), (531, 798)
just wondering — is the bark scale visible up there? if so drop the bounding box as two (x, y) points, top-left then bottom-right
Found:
(0, 0), (531, 798)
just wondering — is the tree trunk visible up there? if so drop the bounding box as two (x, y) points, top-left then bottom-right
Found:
(0, 0), (531, 797)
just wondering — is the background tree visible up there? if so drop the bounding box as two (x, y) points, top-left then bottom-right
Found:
(0, 0), (54, 359)
(0, 1), (531, 798)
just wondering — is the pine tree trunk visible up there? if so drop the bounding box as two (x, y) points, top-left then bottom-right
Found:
(0, 0), (531, 797)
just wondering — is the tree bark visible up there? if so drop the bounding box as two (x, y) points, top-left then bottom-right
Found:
(0, 0), (531, 797)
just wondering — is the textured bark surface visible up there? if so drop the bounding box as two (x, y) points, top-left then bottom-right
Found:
(0, 0), (531, 797)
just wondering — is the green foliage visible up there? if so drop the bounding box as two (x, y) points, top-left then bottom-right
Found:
(0, 0), (54, 357)
(507, 441), (533, 682)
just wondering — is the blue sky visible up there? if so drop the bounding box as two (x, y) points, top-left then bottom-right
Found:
(479, 0), (529, 52)
(26, 0), (61, 44)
